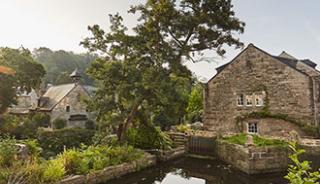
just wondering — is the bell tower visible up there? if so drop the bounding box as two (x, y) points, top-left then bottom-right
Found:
(70, 68), (81, 85)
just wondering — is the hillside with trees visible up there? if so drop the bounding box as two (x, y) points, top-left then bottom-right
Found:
(33, 47), (97, 85)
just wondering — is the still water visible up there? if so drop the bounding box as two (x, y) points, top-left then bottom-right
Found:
(107, 157), (286, 184)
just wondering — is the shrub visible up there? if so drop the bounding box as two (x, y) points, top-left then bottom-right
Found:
(37, 128), (95, 157)
(127, 125), (173, 150)
(176, 124), (191, 133)
(43, 159), (65, 182)
(285, 142), (320, 183)
(0, 136), (17, 167)
(31, 113), (50, 128)
(53, 118), (67, 129)
(85, 120), (95, 130)
(19, 139), (42, 162)
(58, 149), (89, 175)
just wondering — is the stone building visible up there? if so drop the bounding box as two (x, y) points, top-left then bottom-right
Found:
(37, 69), (95, 128)
(8, 89), (38, 115)
(204, 44), (320, 137)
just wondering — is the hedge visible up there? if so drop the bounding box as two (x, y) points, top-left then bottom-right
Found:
(37, 128), (95, 158)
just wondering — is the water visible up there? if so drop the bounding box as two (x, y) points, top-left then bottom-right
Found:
(107, 157), (286, 184)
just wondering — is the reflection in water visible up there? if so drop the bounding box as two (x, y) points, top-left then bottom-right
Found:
(107, 157), (286, 184)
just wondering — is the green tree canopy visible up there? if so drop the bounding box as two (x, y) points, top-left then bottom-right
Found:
(185, 82), (204, 123)
(81, 0), (245, 141)
(33, 47), (97, 85)
(0, 48), (45, 113)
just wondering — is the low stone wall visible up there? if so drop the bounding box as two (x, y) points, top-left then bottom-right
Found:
(217, 140), (288, 174)
(157, 146), (186, 162)
(146, 146), (186, 162)
(57, 154), (156, 184)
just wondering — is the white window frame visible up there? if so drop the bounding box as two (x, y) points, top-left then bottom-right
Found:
(237, 94), (244, 106)
(247, 122), (258, 134)
(245, 94), (253, 106)
(255, 94), (264, 107)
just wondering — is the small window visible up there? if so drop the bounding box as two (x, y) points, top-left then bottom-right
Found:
(248, 122), (258, 134)
(66, 106), (70, 112)
(246, 95), (253, 106)
(237, 94), (244, 106)
(255, 94), (264, 106)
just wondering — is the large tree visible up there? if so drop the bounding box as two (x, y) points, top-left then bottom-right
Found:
(82, 0), (245, 141)
(0, 48), (45, 113)
(0, 66), (16, 113)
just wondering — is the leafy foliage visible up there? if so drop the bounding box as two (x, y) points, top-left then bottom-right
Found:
(127, 125), (173, 150)
(33, 47), (97, 85)
(37, 128), (95, 157)
(223, 133), (287, 147)
(52, 118), (67, 129)
(82, 0), (244, 141)
(0, 47), (45, 113)
(0, 136), (17, 167)
(185, 83), (204, 123)
(43, 158), (66, 182)
(0, 114), (49, 139)
(285, 142), (320, 184)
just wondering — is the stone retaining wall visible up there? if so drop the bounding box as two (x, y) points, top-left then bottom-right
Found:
(57, 154), (156, 184)
(217, 140), (288, 174)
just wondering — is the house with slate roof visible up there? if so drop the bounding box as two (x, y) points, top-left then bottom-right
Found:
(37, 69), (95, 128)
(204, 44), (320, 137)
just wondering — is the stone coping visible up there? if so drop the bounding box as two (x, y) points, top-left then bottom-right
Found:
(57, 153), (156, 184)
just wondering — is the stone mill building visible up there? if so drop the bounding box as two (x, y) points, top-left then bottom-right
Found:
(204, 44), (320, 137)
(37, 69), (95, 128)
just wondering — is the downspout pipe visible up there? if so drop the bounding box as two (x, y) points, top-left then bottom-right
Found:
(312, 77), (318, 127)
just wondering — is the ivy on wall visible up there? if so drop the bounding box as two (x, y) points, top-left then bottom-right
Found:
(235, 85), (319, 137)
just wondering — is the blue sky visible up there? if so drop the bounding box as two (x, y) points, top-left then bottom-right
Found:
(0, 0), (319, 80)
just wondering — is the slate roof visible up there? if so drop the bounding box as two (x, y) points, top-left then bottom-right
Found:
(40, 84), (76, 110)
(211, 44), (319, 83)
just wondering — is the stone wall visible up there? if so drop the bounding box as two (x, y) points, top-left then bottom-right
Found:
(216, 140), (288, 174)
(204, 44), (314, 135)
(57, 154), (156, 184)
(51, 85), (93, 128)
(240, 118), (306, 137)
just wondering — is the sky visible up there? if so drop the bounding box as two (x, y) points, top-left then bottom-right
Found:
(1, 0), (320, 81)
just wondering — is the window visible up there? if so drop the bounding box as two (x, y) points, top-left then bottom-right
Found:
(246, 95), (253, 106)
(255, 94), (264, 106)
(247, 122), (258, 134)
(66, 106), (70, 112)
(237, 94), (244, 106)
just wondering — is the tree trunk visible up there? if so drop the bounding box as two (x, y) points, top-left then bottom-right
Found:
(118, 99), (143, 143)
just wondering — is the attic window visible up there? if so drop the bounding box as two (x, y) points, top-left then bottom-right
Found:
(66, 106), (70, 112)
(245, 95), (253, 106)
(237, 94), (244, 106)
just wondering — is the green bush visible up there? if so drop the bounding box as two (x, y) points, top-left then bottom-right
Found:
(0, 136), (17, 167)
(19, 139), (42, 161)
(176, 124), (191, 133)
(43, 158), (66, 182)
(85, 120), (95, 130)
(58, 149), (89, 175)
(53, 118), (67, 129)
(37, 128), (95, 157)
(127, 125), (173, 150)
(31, 113), (50, 128)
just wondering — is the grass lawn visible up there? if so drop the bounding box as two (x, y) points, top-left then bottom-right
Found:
(223, 133), (287, 147)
